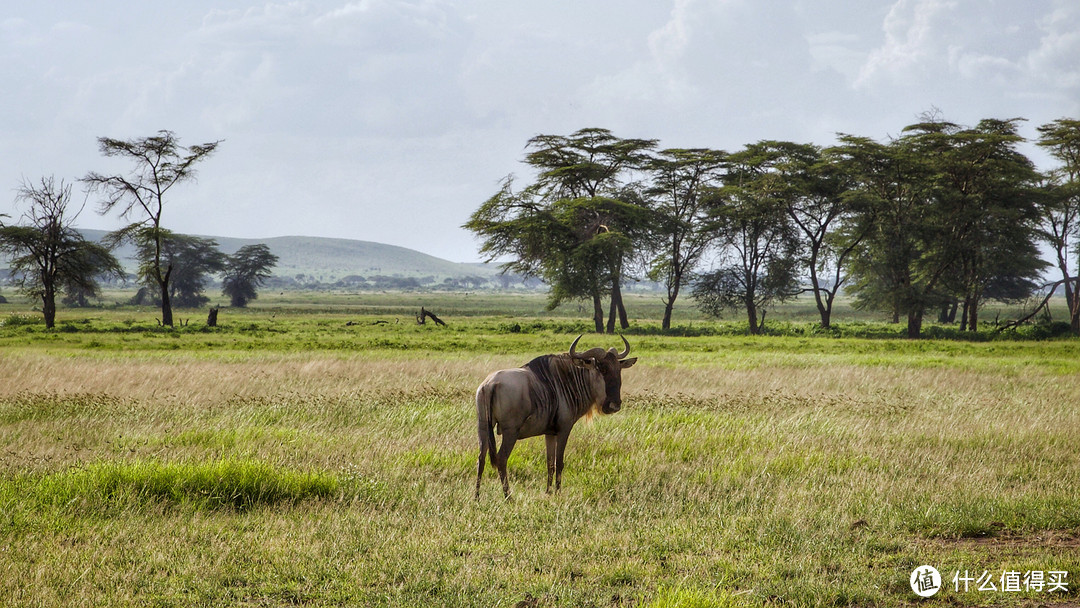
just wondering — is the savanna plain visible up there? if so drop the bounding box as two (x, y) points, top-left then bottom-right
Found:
(0, 292), (1078, 607)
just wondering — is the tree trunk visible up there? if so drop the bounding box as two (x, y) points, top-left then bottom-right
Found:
(823, 290), (837, 330)
(42, 286), (56, 329)
(417, 307), (447, 326)
(959, 299), (969, 331)
(159, 265), (174, 328)
(1062, 268), (1075, 319)
(606, 295), (616, 334)
(808, 255), (829, 329)
(939, 299), (958, 324)
(746, 297), (760, 335)
(591, 291), (604, 334)
(814, 294), (830, 329)
(906, 308), (923, 339)
(612, 279), (628, 330)
(1053, 252), (1077, 334)
(968, 296), (978, 331)
(662, 267), (682, 331)
(1070, 282), (1080, 334)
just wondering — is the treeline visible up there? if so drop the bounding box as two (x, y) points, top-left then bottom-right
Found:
(324, 274), (530, 291)
(466, 117), (1080, 338)
(0, 131), (277, 328)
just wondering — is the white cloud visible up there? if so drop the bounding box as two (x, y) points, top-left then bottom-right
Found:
(950, 48), (1017, 83)
(806, 31), (865, 79)
(856, 0), (957, 89)
(1025, 5), (1080, 90)
(648, 0), (693, 64)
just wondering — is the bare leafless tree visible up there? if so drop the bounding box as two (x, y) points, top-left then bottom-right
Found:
(0, 177), (122, 327)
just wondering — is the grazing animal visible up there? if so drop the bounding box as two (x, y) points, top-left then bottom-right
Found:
(475, 334), (638, 499)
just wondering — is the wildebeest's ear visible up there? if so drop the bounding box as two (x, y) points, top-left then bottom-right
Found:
(573, 358), (596, 369)
(620, 357), (638, 368)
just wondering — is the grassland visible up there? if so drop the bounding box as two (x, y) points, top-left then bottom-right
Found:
(0, 292), (1078, 607)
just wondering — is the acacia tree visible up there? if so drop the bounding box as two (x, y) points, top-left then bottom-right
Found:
(83, 130), (221, 327)
(62, 242), (125, 307)
(526, 128), (656, 331)
(929, 119), (1044, 331)
(465, 177), (580, 318)
(0, 177), (122, 327)
(466, 178), (645, 333)
(131, 230), (226, 308)
(841, 117), (1044, 336)
(832, 134), (923, 328)
(222, 244), (279, 307)
(644, 148), (726, 330)
(1036, 118), (1080, 333)
(693, 142), (801, 334)
(775, 142), (865, 329)
(883, 118), (1044, 332)
(466, 128), (656, 333)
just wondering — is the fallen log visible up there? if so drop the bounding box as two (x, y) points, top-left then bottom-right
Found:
(416, 307), (447, 326)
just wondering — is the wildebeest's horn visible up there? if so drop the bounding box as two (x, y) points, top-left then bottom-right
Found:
(617, 334), (630, 359)
(569, 334), (583, 358)
(569, 334), (607, 360)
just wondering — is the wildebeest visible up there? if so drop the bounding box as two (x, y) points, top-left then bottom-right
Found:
(474, 334), (637, 499)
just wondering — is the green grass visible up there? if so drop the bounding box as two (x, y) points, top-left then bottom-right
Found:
(0, 292), (1077, 606)
(4, 459), (339, 513)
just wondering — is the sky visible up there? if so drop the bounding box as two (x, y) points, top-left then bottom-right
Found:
(2, 0), (1079, 263)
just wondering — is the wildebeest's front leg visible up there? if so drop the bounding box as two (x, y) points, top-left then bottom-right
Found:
(495, 430), (519, 499)
(553, 429), (572, 492)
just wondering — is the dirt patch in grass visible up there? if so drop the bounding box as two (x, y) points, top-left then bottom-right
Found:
(938, 530), (1080, 549)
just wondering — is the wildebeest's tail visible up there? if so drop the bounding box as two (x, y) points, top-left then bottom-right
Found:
(475, 381), (498, 498)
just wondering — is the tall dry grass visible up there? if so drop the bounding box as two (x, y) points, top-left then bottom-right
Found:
(1, 337), (1078, 606)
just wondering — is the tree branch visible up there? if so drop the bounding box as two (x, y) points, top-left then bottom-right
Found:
(996, 280), (1074, 332)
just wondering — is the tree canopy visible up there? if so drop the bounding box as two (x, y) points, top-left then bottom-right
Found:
(468, 117), (1077, 337)
(222, 244), (279, 307)
(466, 128), (656, 333)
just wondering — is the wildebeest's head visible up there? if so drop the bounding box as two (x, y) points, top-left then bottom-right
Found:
(568, 334), (637, 414)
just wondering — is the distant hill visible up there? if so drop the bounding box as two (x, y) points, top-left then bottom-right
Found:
(78, 229), (501, 284)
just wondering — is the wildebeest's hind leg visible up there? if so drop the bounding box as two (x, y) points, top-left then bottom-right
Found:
(475, 383), (499, 499)
(545, 435), (557, 493)
(475, 420), (498, 499)
(475, 440), (486, 500)
(495, 431), (519, 499)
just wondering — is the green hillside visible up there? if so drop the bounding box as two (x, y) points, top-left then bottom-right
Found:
(79, 230), (500, 283)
